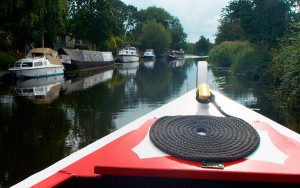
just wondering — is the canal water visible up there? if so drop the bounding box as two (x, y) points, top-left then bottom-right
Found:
(0, 58), (299, 187)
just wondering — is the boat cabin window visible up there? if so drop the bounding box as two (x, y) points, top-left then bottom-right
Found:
(23, 88), (34, 93)
(14, 62), (22, 67)
(21, 62), (33, 67)
(34, 62), (43, 67)
(44, 61), (47, 66)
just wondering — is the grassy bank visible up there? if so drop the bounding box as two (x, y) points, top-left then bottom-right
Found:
(0, 52), (18, 70)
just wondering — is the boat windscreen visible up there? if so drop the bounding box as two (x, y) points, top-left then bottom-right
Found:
(14, 62), (21, 67)
(21, 62), (33, 67)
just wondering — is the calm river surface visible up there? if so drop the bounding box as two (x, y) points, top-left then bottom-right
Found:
(0, 58), (299, 187)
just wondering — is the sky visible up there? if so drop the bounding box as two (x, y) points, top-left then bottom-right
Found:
(121, 0), (231, 43)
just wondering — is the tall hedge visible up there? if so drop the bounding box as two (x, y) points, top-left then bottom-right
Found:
(208, 41), (260, 79)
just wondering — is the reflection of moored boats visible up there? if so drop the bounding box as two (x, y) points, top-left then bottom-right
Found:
(58, 48), (114, 70)
(117, 46), (139, 63)
(14, 75), (64, 104)
(143, 49), (156, 60)
(8, 48), (64, 78)
(62, 69), (114, 94)
(168, 59), (185, 68)
(167, 49), (185, 60)
(143, 60), (155, 69)
(117, 62), (139, 77)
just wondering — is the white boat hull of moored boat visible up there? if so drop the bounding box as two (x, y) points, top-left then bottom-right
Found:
(9, 66), (64, 78)
(117, 55), (139, 63)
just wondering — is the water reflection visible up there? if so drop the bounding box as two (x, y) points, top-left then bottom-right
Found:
(14, 75), (64, 104)
(117, 62), (139, 77)
(62, 69), (114, 94)
(143, 60), (155, 69)
(168, 59), (185, 68)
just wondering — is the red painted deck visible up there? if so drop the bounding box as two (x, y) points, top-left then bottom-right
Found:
(32, 119), (300, 187)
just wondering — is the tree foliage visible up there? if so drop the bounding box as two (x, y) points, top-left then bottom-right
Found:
(108, 0), (138, 35)
(67, 0), (119, 50)
(0, 0), (186, 55)
(216, 0), (292, 48)
(272, 22), (300, 108)
(0, 0), (68, 51)
(138, 20), (172, 55)
(208, 41), (261, 79)
(193, 36), (212, 56)
(136, 6), (186, 51)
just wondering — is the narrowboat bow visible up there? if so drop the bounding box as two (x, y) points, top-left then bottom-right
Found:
(12, 61), (300, 187)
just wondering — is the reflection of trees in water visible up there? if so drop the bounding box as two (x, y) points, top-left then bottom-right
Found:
(135, 59), (191, 104)
(61, 82), (115, 149)
(0, 98), (70, 187)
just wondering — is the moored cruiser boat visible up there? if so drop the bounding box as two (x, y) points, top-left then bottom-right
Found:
(8, 48), (64, 78)
(117, 46), (139, 63)
(167, 49), (185, 60)
(11, 61), (300, 187)
(143, 49), (156, 60)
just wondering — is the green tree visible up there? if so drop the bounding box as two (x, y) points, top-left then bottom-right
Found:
(216, 0), (292, 48)
(208, 41), (259, 78)
(109, 0), (138, 35)
(215, 21), (246, 45)
(0, 0), (68, 51)
(139, 20), (172, 55)
(272, 22), (300, 108)
(136, 6), (186, 50)
(68, 0), (119, 50)
(194, 36), (212, 55)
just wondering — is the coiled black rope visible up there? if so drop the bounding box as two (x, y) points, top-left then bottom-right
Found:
(149, 115), (260, 162)
(149, 90), (260, 162)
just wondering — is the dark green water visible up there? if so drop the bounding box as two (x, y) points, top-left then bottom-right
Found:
(0, 58), (299, 187)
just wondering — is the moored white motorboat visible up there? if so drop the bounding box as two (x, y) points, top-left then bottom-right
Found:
(143, 49), (156, 60)
(8, 48), (64, 78)
(11, 61), (300, 187)
(117, 46), (139, 63)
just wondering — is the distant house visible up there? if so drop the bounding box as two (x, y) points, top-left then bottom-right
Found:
(53, 36), (88, 50)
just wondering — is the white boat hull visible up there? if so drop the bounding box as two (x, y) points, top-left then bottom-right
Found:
(9, 66), (64, 78)
(117, 55), (139, 63)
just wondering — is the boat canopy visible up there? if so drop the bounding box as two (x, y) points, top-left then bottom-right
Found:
(59, 48), (112, 62)
(27, 48), (58, 58)
(26, 48), (62, 66)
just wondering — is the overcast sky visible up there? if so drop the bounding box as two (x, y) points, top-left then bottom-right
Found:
(121, 0), (231, 43)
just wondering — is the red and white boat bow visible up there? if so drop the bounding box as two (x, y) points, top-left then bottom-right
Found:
(12, 62), (300, 188)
